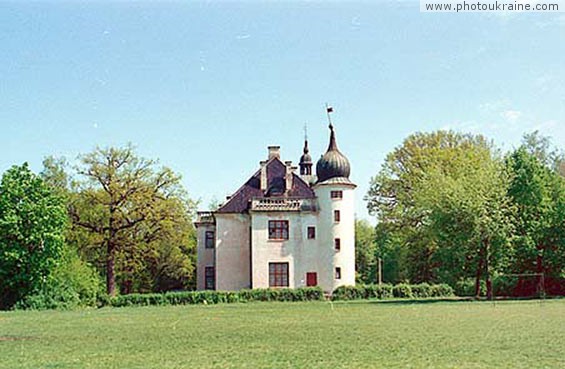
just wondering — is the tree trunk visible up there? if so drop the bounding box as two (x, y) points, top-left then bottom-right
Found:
(106, 239), (116, 296)
(107, 208), (117, 296)
(474, 249), (483, 298)
(484, 239), (492, 300)
(536, 245), (544, 296)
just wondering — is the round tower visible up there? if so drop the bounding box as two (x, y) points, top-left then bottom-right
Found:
(313, 122), (356, 292)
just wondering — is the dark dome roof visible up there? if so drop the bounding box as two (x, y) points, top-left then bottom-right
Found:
(316, 125), (351, 183)
(299, 140), (312, 164)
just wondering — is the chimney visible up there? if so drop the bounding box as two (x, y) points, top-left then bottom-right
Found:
(268, 146), (280, 160)
(285, 161), (294, 194)
(260, 160), (268, 191)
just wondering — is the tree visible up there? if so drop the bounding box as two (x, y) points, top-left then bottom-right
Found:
(365, 130), (516, 296)
(417, 151), (514, 297)
(41, 156), (71, 195)
(355, 219), (377, 284)
(506, 146), (565, 295)
(365, 131), (496, 283)
(70, 144), (195, 296)
(521, 131), (564, 173)
(0, 163), (67, 309)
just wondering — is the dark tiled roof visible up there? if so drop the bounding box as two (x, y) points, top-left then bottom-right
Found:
(217, 158), (316, 213)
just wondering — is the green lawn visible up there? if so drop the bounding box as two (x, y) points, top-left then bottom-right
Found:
(1, 299), (564, 369)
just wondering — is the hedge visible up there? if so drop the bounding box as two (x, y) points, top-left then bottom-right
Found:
(332, 283), (454, 301)
(103, 284), (455, 308)
(106, 287), (325, 308)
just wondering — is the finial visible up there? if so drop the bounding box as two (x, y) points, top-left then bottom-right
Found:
(325, 103), (334, 130)
(303, 123), (309, 154)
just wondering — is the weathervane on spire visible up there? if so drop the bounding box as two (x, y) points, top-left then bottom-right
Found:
(325, 103), (334, 130)
(303, 123), (308, 141)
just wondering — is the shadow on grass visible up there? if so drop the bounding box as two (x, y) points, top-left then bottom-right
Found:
(354, 296), (565, 306)
(366, 298), (474, 305)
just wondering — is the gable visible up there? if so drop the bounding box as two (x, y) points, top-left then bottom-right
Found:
(217, 158), (315, 213)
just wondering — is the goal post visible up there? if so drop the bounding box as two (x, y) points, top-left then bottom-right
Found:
(492, 273), (546, 300)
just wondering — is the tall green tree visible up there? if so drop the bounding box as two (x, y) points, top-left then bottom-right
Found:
(506, 146), (565, 294)
(0, 163), (67, 309)
(365, 131), (496, 283)
(355, 219), (377, 284)
(70, 144), (196, 296)
(417, 150), (514, 297)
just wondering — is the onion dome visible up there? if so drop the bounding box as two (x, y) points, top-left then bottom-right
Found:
(316, 124), (351, 183)
(299, 140), (312, 164)
(299, 139), (313, 176)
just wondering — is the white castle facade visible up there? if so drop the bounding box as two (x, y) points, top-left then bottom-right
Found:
(195, 121), (356, 293)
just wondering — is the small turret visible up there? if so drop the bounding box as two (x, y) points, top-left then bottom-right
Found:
(299, 139), (312, 176)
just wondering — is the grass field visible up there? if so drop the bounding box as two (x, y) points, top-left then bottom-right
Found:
(1, 299), (564, 369)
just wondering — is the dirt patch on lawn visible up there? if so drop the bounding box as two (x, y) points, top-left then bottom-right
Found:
(0, 336), (35, 342)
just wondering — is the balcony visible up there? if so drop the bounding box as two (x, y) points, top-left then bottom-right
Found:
(250, 198), (317, 212)
(196, 211), (215, 225)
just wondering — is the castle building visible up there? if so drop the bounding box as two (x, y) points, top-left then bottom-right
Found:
(195, 120), (356, 293)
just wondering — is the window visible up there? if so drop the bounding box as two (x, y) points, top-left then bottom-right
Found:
(334, 238), (341, 252)
(334, 210), (340, 222)
(330, 190), (343, 199)
(268, 220), (289, 240)
(205, 266), (215, 290)
(335, 267), (341, 280)
(269, 262), (289, 287)
(205, 231), (215, 249)
(307, 226), (316, 239)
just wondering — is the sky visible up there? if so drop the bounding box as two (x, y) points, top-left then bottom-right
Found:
(1, 0), (564, 221)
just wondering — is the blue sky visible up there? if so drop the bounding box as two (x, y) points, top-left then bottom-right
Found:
(1, 1), (564, 221)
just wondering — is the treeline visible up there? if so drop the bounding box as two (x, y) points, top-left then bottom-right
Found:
(2, 130), (564, 310)
(0, 144), (196, 310)
(356, 131), (565, 297)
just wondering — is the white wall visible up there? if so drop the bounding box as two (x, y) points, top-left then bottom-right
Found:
(196, 223), (216, 290)
(250, 212), (319, 289)
(215, 213), (251, 290)
(314, 183), (356, 291)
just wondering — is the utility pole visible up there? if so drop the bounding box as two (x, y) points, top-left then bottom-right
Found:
(378, 257), (383, 285)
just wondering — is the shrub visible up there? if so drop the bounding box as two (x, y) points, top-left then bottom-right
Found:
(410, 283), (431, 298)
(429, 284), (454, 297)
(455, 278), (485, 297)
(331, 283), (452, 301)
(16, 247), (103, 310)
(392, 283), (413, 298)
(104, 287), (324, 308)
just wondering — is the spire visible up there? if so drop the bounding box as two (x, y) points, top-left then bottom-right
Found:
(316, 104), (351, 183)
(299, 123), (312, 176)
(328, 124), (338, 152)
(325, 103), (334, 130)
(303, 123), (310, 155)
(325, 104), (339, 152)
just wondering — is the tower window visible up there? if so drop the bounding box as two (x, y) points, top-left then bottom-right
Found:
(205, 266), (215, 290)
(335, 267), (341, 280)
(334, 210), (340, 222)
(269, 220), (289, 240)
(269, 262), (289, 287)
(205, 231), (215, 249)
(307, 226), (316, 239)
(334, 238), (341, 252)
(331, 190), (343, 199)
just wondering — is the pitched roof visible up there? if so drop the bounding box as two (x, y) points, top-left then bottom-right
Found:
(217, 157), (316, 213)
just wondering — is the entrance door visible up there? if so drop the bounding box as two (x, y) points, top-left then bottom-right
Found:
(306, 272), (317, 287)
